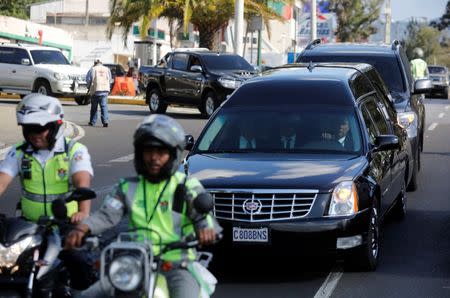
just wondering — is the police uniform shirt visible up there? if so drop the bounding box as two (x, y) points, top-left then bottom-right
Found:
(0, 136), (94, 178)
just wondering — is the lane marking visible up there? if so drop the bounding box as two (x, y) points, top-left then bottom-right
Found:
(445, 105), (450, 110)
(428, 123), (438, 131)
(438, 113), (445, 118)
(108, 153), (134, 163)
(314, 263), (344, 298)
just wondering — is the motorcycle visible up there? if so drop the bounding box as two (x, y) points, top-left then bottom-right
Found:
(86, 193), (220, 298)
(0, 188), (96, 298)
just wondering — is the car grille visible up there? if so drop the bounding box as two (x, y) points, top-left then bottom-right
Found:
(210, 189), (318, 222)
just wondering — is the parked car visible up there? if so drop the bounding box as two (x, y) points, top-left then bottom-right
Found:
(0, 43), (90, 105)
(139, 51), (258, 118)
(296, 40), (431, 191)
(104, 63), (126, 90)
(427, 65), (449, 99)
(184, 62), (410, 271)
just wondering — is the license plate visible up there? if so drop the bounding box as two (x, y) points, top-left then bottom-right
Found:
(232, 227), (269, 243)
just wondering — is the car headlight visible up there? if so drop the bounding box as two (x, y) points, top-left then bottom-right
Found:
(397, 112), (416, 129)
(108, 255), (143, 292)
(218, 77), (241, 89)
(0, 236), (33, 268)
(54, 72), (69, 80)
(328, 181), (359, 216)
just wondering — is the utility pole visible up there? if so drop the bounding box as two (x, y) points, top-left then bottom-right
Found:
(234, 0), (244, 56)
(311, 0), (317, 40)
(152, 19), (158, 66)
(85, 0), (89, 27)
(384, 0), (391, 44)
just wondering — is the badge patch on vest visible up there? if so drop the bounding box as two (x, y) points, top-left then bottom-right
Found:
(160, 201), (169, 212)
(57, 168), (67, 179)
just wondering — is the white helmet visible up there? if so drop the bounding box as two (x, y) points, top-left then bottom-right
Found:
(16, 94), (65, 149)
(413, 48), (424, 59)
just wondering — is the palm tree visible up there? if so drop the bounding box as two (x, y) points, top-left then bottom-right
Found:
(108, 0), (294, 50)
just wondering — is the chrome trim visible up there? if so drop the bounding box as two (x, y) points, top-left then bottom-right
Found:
(209, 188), (318, 222)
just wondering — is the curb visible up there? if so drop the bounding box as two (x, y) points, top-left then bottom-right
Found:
(0, 93), (146, 106)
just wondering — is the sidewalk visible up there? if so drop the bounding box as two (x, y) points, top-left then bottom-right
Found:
(0, 93), (147, 106)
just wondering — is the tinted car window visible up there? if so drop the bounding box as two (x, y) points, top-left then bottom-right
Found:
(172, 53), (189, 71)
(361, 98), (389, 140)
(196, 106), (362, 154)
(299, 55), (405, 93)
(428, 66), (447, 74)
(0, 48), (29, 64)
(202, 55), (253, 71)
(30, 50), (70, 65)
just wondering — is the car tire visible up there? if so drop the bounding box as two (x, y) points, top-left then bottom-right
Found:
(147, 88), (167, 114)
(34, 80), (53, 96)
(200, 91), (217, 118)
(392, 179), (407, 219)
(345, 201), (379, 271)
(74, 96), (91, 105)
(407, 151), (419, 192)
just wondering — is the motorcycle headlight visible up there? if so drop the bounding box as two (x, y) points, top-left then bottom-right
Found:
(54, 72), (69, 80)
(218, 77), (241, 89)
(397, 112), (416, 130)
(328, 181), (359, 216)
(0, 236), (33, 268)
(108, 255), (143, 292)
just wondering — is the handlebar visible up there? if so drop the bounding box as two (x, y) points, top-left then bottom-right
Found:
(163, 233), (223, 252)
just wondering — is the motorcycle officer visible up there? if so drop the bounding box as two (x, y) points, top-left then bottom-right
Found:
(65, 114), (221, 298)
(0, 93), (95, 291)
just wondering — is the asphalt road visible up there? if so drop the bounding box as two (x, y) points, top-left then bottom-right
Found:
(0, 98), (449, 297)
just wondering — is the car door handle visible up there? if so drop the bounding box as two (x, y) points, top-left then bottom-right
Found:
(182, 74), (187, 78)
(12, 70), (16, 73)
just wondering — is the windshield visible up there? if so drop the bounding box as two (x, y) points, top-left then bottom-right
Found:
(202, 55), (254, 71)
(196, 107), (363, 155)
(299, 55), (405, 93)
(428, 66), (447, 74)
(30, 50), (70, 65)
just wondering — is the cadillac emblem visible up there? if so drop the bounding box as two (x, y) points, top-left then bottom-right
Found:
(242, 199), (262, 215)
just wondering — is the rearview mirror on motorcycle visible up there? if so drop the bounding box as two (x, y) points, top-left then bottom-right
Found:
(66, 187), (96, 202)
(194, 193), (213, 214)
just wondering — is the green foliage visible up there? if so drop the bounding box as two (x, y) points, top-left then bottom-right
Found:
(430, 0), (449, 30)
(403, 20), (441, 63)
(108, 0), (293, 50)
(0, 0), (45, 20)
(328, 0), (383, 42)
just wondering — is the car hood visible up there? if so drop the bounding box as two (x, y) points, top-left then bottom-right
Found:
(185, 153), (367, 192)
(35, 64), (89, 76)
(210, 69), (258, 80)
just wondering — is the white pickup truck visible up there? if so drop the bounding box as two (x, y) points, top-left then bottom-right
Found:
(0, 43), (90, 105)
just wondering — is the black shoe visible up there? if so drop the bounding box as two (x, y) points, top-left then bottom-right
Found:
(88, 122), (94, 126)
(103, 123), (108, 127)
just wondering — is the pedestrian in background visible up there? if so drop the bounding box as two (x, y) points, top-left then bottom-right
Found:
(127, 66), (140, 95)
(87, 59), (111, 127)
(410, 48), (429, 80)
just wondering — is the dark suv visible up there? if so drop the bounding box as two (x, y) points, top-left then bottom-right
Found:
(184, 62), (409, 270)
(296, 40), (432, 191)
(139, 51), (258, 118)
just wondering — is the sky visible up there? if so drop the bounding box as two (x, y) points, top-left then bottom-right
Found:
(390, 0), (448, 22)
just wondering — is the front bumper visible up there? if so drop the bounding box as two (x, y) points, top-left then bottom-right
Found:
(218, 208), (370, 251)
(50, 79), (88, 97)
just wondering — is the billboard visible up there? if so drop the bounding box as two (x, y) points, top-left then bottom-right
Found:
(297, 1), (335, 47)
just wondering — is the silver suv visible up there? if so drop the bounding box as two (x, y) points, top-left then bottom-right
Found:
(0, 44), (90, 105)
(427, 65), (449, 99)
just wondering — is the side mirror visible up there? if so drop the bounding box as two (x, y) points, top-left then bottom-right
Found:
(373, 135), (400, 152)
(185, 134), (195, 151)
(190, 65), (203, 73)
(413, 79), (432, 94)
(21, 58), (30, 65)
(67, 187), (96, 202)
(194, 193), (213, 214)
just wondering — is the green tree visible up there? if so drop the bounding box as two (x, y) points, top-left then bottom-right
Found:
(0, 0), (45, 20)
(430, 0), (449, 30)
(403, 21), (441, 63)
(327, 0), (383, 42)
(108, 0), (293, 50)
